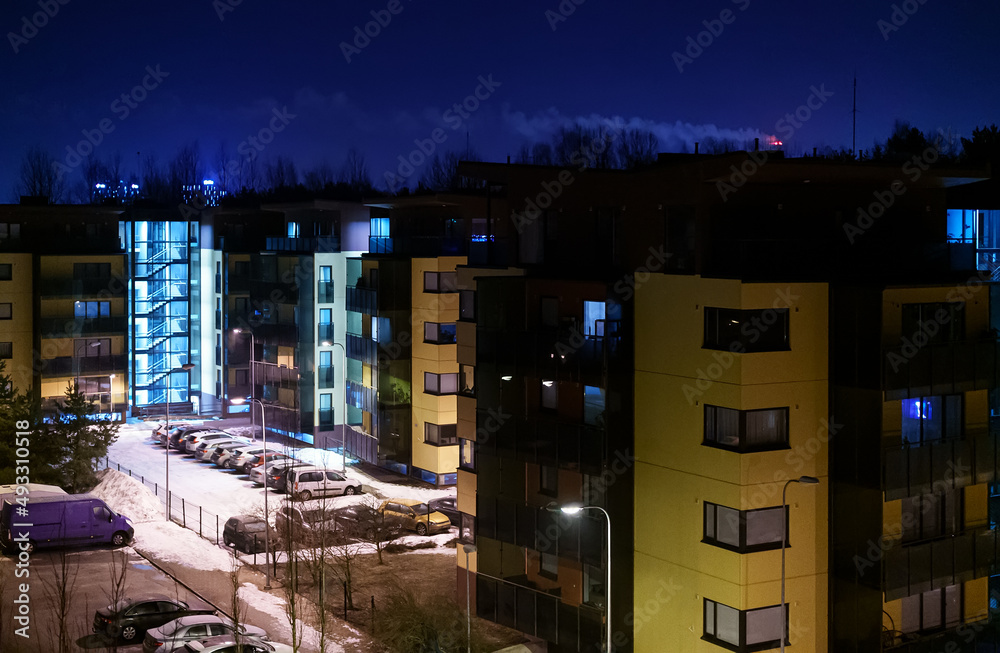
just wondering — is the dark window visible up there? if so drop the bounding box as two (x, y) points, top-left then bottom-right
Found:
(902, 395), (962, 444)
(73, 262), (111, 278)
(539, 465), (558, 496)
(540, 297), (559, 328)
(235, 369), (248, 385)
(541, 380), (558, 410)
(0, 303), (10, 320)
(704, 598), (784, 652)
(74, 301), (111, 318)
(425, 423), (458, 446)
(459, 290), (476, 321)
(0, 264), (10, 280)
(901, 585), (962, 634)
(704, 307), (789, 352)
(704, 502), (787, 553)
(424, 271), (457, 293)
(704, 405), (789, 452)
(424, 322), (457, 344)
(901, 490), (962, 543)
(901, 302), (964, 345)
(424, 372), (458, 395)
(539, 552), (558, 579)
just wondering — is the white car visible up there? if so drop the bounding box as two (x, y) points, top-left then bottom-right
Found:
(230, 447), (268, 471)
(194, 438), (246, 462)
(184, 432), (234, 454)
(215, 445), (262, 469)
(287, 467), (361, 501)
(143, 615), (268, 652)
(181, 634), (292, 652)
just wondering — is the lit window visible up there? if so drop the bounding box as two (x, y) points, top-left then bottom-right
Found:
(704, 405), (788, 452)
(704, 502), (786, 553)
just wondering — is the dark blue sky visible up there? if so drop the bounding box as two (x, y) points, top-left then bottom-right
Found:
(3, 0), (998, 197)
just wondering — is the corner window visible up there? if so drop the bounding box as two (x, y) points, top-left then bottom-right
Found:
(424, 322), (457, 344)
(424, 271), (457, 293)
(0, 342), (12, 359)
(541, 380), (558, 410)
(703, 502), (787, 553)
(0, 303), (10, 319)
(704, 307), (789, 353)
(459, 364), (475, 395)
(424, 372), (458, 395)
(901, 585), (961, 634)
(704, 598), (785, 652)
(704, 405), (788, 452)
(424, 422), (458, 446)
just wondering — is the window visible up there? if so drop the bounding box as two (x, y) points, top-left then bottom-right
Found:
(704, 405), (788, 452)
(0, 264), (10, 280)
(460, 364), (475, 395)
(74, 301), (110, 318)
(901, 585), (962, 634)
(425, 422), (458, 446)
(459, 438), (475, 471)
(901, 490), (962, 543)
(424, 372), (458, 395)
(704, 307), (789, 352)
(459, 290), (476, 321)
(704, 599), (784, 651)
(319, 350), (332, 367)
(0, 303), (10, 320)
(583, 385), (605, 426)
(0, 342), (13, 359)
(704, 502), (787, 553)
(370, 217), (390, 238)
(583, 300), (605, 337)
(319, 308), (332, 324)
(424, 271), (457, 293)
(541, 380), (557, 410)
(460, 512), (475, 543)
(539, 465), (558, 496)
(74, 338), (111, 357)
(424, 322), (457, 344)
(901, 302), (964, 345)
(73, 262), (111, 278)
(319, 265), (332, 281)
(539, 552), (558, 579)
(287, 221), (300, 237)
(235, 369), (248, 386)
(902, 395), (962, 444)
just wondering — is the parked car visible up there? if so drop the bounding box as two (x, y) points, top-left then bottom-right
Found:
(249, 458), (300, 486)
(378, 499), (451, 536)
(180, 634), (293, 652)
(143, 615), (268, 653)
(287, 467), (361, 501)
(1, 494), (133, 553)
(184, 431), (234, 455)
(93, 594), (215, 643)
(170, 426), (213, 450)
(240, 451), (290, 476)
(209, 442), (248, 466)
(428, 496), (461, 526)
(152, 422), (189, 444)
(220, 446), (265, 471)
(275, 504), (340, 545)
(194, 438), (246, 462)
(222, 515), (269, 554)
(266, 461), (315, 493)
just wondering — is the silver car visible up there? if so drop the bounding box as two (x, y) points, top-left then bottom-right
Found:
(184, 432), (234, 454)
(180, 634), (293, 652)
(143, 615), (268, 652)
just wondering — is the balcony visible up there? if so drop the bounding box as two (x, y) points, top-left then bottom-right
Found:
(317, 365), (336, 389)
(346, 333), (378, 364)
(316, 323), (335, 343)
(884, 337), (1000, 400)
(883, 525), (1000, 602)
(318, 408), (335, 427)
(39, 355), (126, 376)
(38, 277), (125, 297)
(317, 281), (335, 304)
(477, 413), (605, 475)
(38, 316), (126, 337)
(369, 235), (468, 257)
(478, 322), (623, 384)
(346, 286), (376, 314)
(475, 573), (599, 647)
(885, 433), (998, 501)
(265, 235), (340, 253)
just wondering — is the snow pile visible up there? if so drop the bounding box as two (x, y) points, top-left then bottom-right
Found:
(133, 520), (240, 572)
(91, 468), (165, 523)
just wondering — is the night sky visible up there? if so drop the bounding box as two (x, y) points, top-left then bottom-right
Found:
(3, 0), (998, 197)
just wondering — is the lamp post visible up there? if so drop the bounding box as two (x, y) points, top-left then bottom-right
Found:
(233, 328), (256, 441)
(463, 543), (477, 653)
(548, 503), (612, 652)
(781, 476), (819, 653)
(322, 340), (348, 472)
(165, 363), (195, 521)
(109, 373), (116, 421)
(231, 396), (271, 590)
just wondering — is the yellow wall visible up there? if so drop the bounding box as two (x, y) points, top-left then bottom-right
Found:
(634, 274), (829, 652)
(0, 254), (34, 393)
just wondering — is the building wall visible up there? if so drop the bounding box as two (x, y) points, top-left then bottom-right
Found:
(0, 253), (33, 393)
(634, 274), (829, 652)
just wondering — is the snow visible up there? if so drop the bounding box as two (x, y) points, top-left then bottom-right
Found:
(132, 520), (240, 572)
(238, 582), (367, 653)
(90, 468), (164, 523)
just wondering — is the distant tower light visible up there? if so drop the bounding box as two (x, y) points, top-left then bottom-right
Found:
(203, 179), (214, 185)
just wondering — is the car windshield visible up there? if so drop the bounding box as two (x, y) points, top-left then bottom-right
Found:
(244, 522), (266, 532)
(410, 503), (431, 513)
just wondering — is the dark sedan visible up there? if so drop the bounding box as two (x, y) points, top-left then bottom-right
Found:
(93, 594), (216, 643)
(428, 496), (461, 526)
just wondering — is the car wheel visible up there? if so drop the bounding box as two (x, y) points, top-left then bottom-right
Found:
(416, 523), (428, 536)
(121, 625), (137, 641)
(298, 490), (312, 501)
(224, 535), (232, 547)
(344, 486), (357, 496)
(111, 531), (129, 547)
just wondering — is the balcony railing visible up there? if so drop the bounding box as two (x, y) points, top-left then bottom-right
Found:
(884, 433), (999, 501)
(346, 286), (376, 314)
(317, 281), (335, 304)
(38, 277), (125, 297)
(265, 235), (340, 253)
(39, 355), (127, 376)
(317, 365), (336, 389)
(316, 323), (335, 343)
(346, 333), (378, 364)
(884, 337), (1000, 400)
(38, 316), (127, 337)
(883, 525), (1000, 602)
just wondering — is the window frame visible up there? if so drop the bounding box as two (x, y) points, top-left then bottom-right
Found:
(424, 322), (457, 345)
(703, 405), (789, 453)
(703, 502), (788, 553)
(424, 271), (458, 293)
(424, 422), (458, 446)
(0, 263), (12, 281)
(703, 598), (786, 652)
(459, 438), (476, 472)
(459, 289), (476, 322)
(703, 306), (790, 353)
(424, 372), (459, 396)
(0, 303), (10, 320)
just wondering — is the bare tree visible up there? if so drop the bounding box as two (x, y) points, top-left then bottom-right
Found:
(354, 496), (401, 565)
(617, 127), (659, 169)
(264, 155), (297, 191)
(304, 161), (335, 192)
(227, 554), (247, 649)
(141, 154), (172, 203)
(531, 142), (554, 166)
(338, 147), (372, 192)
(215, 141), (232, 193)
(16, 146), (66, 202)
(169, 142), (202, 190)
(102, 549), (130, 652)
(39, 550), (80, 653)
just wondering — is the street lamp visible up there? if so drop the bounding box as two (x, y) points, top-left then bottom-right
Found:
(233, 328), (256, 441)
(165, 363), (195, 521)
(463, 543), (477, 653)
(548, 503), (612, 652)
(109, 373), (116, 421)
(781, 476), (819, 653)
(321, 340), (348, 472)
(231, 396), (271, 590)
